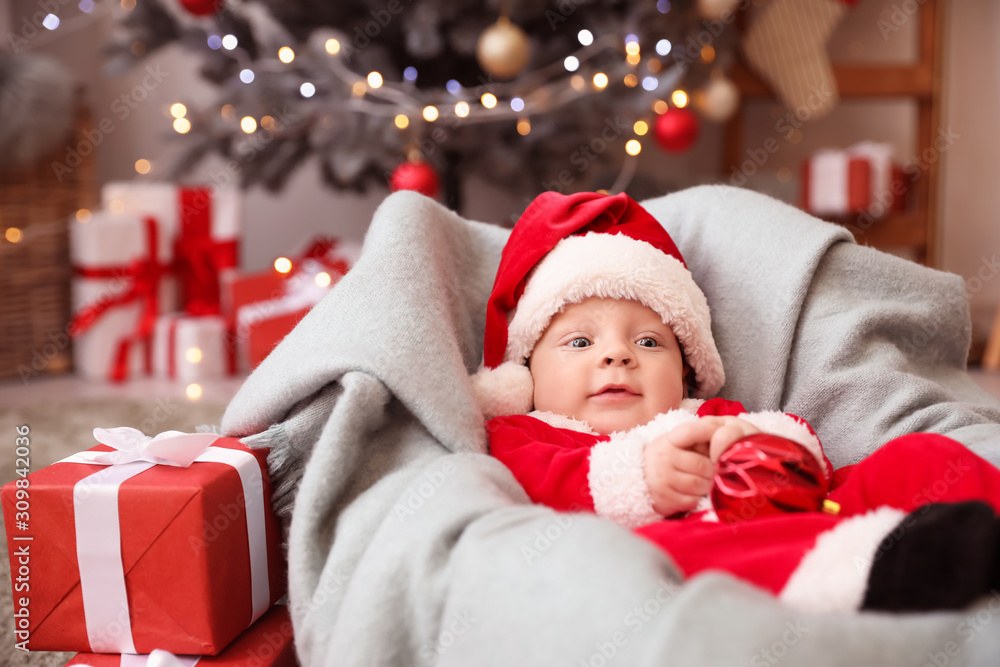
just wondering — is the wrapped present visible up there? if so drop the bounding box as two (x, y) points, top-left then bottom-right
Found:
(1, 429), (286, 654)
(70, 211), (176, 382)
(153, 314), (236, 382)
(228, 237), (360, 371)
(64, 604), (297, 667)
(801, 142), (907, 218)
(102, 183), (241, 318)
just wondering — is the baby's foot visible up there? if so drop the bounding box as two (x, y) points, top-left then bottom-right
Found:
(862, 501), (1000, 612)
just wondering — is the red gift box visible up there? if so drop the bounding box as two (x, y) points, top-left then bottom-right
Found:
(64, 604), (297, 667)
(1, 434), (286, 655)
(228, 237), (359, 371)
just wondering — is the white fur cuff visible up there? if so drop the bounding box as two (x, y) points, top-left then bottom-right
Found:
(588, 429), (665, 529)
(738, 411), (828, 476)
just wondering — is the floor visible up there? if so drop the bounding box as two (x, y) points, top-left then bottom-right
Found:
(3, 368), (1000, 409)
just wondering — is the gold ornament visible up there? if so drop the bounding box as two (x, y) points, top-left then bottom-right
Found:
(694, 74), (740, 122)
(476, 17), (531, 80)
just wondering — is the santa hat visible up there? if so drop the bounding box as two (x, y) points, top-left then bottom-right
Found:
(472, 190), (725, 419)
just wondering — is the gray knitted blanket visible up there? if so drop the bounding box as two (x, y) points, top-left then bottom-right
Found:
(222, 186), (1000, 666)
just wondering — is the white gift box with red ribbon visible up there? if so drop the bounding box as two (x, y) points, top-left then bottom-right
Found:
(152, 314), (235, 383)
(801, 141), (906, 218)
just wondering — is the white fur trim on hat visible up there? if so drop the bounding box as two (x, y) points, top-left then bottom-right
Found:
(504, 232), (725, 398)
(779, 507), (906, 613)
(471, 361), (534, 420)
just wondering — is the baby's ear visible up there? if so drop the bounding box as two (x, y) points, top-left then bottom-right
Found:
(470, 361), (534, 419)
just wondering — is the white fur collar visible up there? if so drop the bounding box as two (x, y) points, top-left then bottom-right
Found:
(528, 398), (706, 436)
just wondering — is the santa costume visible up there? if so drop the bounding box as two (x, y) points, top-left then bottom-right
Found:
(472, 190), (1000, 613)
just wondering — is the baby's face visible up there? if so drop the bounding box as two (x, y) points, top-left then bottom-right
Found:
(528, 297), (687, 435)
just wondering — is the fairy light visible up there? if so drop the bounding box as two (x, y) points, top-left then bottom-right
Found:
(624, 74), (638, 87)
(221, 104), (234, 119)
(626, 52), (641, 66)
(325, 38), (341, 54)
(5, 227), (22, 243)
(173, 118), (191, 133)
(394, 114), (409, 129)
(671, 90), (689, 107)
(109, 198), (125, 213)
(186, 384), (202, 400)
(516, 119), (531, 135)
(43, 14), (59, 30)
(352, 81), (367, 96)
(653, 100), (668, 114)
(403, 67), (418, 82)
(367, 71), (383, 88)
(564, 56), (580, 72)
(278, 46), (295, 63)
(593, 73), (609, 89)
(625, 41), (640, 56)
(186, 347), (203, 364)
(446, 79), (462, 95)
(207, 34), (222, 50)
(134, 159), (151, 175)
(240, 116), (257, 133)
(642, 76), (658, 91)
(261, 115), (276, 130)
(701, 45), (715, 63)
(510, 97), (524, 112)
(423, 106), (439, 122)
(570, 75), (585, 91)
(625, 139), (642, 156)
(578, 29), (593, 46)
(455, 101), (470, 117)
(170, 103), (187, 118)
(76, 209), (91, 223)
(481, 93), (497, 108)
(300, 82), (316, 97)
(633, 120), (648, 135)
(315, 272), (332, 287)
(239, 69), (254, 84)
(274, 257), (293, 273)
(120, 0), (135, 10)
(656, 39), (672, 56)
(648, 59), (663, 74)
(222, 34), (238, 50)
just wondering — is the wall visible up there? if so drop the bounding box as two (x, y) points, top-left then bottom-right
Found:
(8, 0), (1000, 337)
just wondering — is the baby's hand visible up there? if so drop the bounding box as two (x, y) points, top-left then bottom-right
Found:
(643, 417), (761, 517)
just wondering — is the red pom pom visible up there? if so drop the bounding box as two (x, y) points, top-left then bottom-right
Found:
(711, 433), (829, 524)
(179, 0), (223, 16)
(654, 108), (700, 152)
(389, 162), (439, 198)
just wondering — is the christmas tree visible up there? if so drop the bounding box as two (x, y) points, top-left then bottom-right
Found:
(106, 0), (745, 211)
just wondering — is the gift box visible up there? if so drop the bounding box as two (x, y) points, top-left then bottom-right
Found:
(64, 604), (297, 667)
(70, 211), (177, 382)
(102, 183), (241, 318)
(801, 142), (907, 218)
(1, 431), (286, 654)
(228, 238), (360, 371)
(153, 314), (236, 382)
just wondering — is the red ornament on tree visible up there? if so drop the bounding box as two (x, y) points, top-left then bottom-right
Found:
(654, 107), (700, 152)
(389, 161), (439, 198)
(179, 0), (223, 17)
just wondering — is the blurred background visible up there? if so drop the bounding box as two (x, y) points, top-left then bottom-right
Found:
(1, 0), (999, 406)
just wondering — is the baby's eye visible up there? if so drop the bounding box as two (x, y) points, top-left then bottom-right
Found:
(637, 337), (658, 348)
(568, 337), (591, 348)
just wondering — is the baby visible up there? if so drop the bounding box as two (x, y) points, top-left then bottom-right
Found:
(473, 190), (1000, 614)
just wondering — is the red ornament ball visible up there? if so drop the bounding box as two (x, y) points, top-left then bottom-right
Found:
(389, 162), (439, 198)
(711, 433), (830, 524)
(654, 107), (700, 152)
(179, 0), (223, 16)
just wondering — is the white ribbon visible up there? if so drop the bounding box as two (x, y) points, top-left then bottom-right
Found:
(121, 650), (201, 667)
(62, 428), (271, 653)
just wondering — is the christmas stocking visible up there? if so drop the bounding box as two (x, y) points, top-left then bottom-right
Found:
(741, 0), (858, 119)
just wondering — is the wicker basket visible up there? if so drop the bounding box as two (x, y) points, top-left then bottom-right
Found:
(0, 92), (98, 380)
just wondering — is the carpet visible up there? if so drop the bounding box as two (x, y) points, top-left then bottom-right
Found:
(0, 398), (229, 666)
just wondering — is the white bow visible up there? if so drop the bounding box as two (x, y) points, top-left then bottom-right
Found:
(67, 427), (219, 467)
